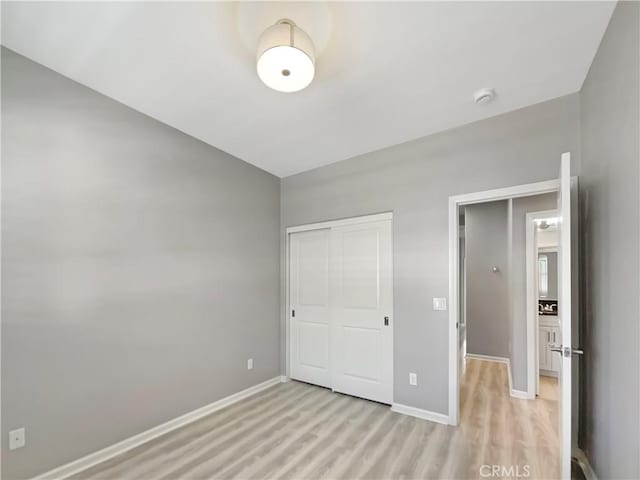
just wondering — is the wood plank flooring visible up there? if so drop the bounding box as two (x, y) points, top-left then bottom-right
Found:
(538, 375), (559, 402)
(71, 359), (559, 479)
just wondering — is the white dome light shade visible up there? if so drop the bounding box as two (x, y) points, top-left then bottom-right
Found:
(257, 20), (315, 93)
(257, 46), (314, 93)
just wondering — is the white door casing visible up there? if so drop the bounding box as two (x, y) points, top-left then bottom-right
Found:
(448, 178), (561, 425)
(331, 220), (394, 404)
(289, 229), (331, 388)
(525, 211), (558, 397)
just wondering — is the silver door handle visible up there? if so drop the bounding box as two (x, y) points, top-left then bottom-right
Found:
(550, 346), (584, 357)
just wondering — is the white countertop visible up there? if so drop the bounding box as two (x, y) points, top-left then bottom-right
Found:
(539, 315), (560, 327)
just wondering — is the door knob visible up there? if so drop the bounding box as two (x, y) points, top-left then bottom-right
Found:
(550, 346), (584, 357)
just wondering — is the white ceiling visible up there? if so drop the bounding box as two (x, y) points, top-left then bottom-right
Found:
(1, 2), (615, 177)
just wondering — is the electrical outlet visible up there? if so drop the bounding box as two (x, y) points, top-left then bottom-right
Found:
(247, 358), (253, 370)
(9, 428), (25, 450)
(409, 373), (418, 386)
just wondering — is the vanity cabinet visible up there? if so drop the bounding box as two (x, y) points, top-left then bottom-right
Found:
(539, 322), (561, 376)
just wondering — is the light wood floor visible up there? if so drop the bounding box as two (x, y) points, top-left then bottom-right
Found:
(72, 359), (559, 479)
(539, 375), (559, 402)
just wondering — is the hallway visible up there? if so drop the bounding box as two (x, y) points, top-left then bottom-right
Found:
(456, 358), (560, 479)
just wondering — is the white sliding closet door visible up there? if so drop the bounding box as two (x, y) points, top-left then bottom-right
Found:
(331, 220), (393, 404)
(290, 229), (331, 388)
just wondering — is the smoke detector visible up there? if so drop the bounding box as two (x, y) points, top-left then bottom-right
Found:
(474, 88), (496, 105)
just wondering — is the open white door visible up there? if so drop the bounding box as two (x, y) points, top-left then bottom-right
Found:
(554, 152), (579, 479)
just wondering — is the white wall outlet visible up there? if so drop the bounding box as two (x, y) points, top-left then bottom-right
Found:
(247, 358), (253, 370)
(9, 428), (25, 450)
(409, 373), (418, 386)
(433, 297), (447, 311)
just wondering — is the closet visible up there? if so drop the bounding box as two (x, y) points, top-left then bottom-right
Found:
(288, 214), (393, 404)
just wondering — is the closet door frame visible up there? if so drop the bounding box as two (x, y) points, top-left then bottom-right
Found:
(284, 212), (394, 396)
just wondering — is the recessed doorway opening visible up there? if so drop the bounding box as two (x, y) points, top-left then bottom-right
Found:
(448, 152), (579, 479)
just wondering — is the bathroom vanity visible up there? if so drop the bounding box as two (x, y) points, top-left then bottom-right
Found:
(539, 310), (560, 376)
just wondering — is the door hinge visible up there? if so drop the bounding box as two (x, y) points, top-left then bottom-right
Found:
(291, 309), (295, 318)
(384, 316), (389, 326)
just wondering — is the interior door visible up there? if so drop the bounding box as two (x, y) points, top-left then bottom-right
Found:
(290, 229), (331, 388)
(555, 152), (578, 479)
(330, 220), (393, 404)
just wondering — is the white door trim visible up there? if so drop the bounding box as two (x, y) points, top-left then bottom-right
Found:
(526, 210), (559, 398)
(448, 177), (561, 426)
(286, 212), (393, 234)
(284, 212), (394, 389)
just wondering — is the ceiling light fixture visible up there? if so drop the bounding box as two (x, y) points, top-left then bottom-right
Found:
(474, 88), (496, 105)
(536, 217), (559, 229)
(257, 19), (315, 93)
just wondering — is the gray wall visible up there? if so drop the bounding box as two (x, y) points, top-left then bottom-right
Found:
(510, 193), (557, 391)
(281, 93), (581, 414)
(1, 48), (281, 479)
(579, 2), (640, 478)
(464, 201), (509, 359)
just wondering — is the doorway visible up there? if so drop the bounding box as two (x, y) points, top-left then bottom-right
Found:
(448, 151), (579, 479)
(286, 212), (394, 405)
(526, 210), (561, 401)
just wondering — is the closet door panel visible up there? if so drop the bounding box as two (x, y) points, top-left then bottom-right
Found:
(331, 220), (393, 404)
(290, 229), (331, 388)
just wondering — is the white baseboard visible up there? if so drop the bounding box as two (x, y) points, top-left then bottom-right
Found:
(467, 354), (535, 399)
(279, 375), (290, 383)
(572, 448), (598, 480)
(32, 376), (282, 480)
(390, 403), (450, 426)
(509, 389), (532, 399)
(506, 359), (535, 400)
(465, 353), (509, 364)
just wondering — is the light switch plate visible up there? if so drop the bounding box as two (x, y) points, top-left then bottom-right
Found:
(247, 358), (253, 370)
(409, 373), (418, 386)
(433, 297), (447, 311)
(9, 428), (25, 450)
